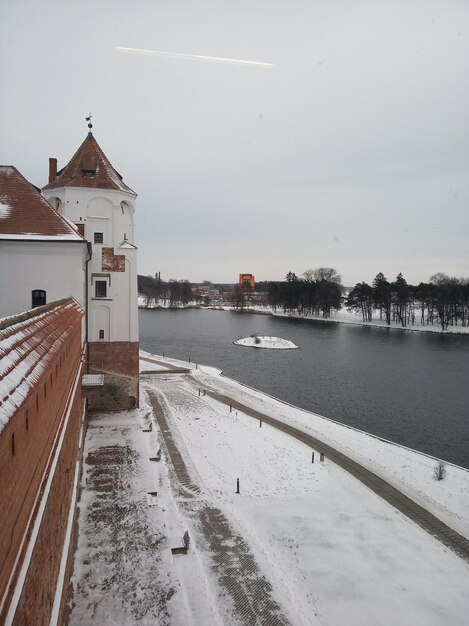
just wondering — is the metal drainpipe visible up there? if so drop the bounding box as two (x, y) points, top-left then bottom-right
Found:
(85, 241), (92, 370)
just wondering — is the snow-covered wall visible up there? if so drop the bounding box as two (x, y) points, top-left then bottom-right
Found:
(0, 301), (84, 625)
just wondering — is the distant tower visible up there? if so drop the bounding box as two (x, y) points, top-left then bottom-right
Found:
(43, 121), (139, 408)
(239, 273), (255, 291)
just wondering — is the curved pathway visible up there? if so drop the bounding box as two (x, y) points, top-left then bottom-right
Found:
(202, 388), (469, 563)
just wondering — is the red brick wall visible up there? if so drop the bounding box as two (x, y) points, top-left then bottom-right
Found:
(88, 341), (139, 409)
(88, 341), (139, 379)
(0, 319), (84, 625)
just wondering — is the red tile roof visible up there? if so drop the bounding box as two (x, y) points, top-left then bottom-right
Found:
(43, 132), (136, 195)
(0, 298), (84, 432)
(0, 166), (83, 240)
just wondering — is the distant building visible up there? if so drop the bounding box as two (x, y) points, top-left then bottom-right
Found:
(239, 273), (255, 291)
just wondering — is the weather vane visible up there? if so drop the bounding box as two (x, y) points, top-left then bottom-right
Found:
(86, 112), (93, 131)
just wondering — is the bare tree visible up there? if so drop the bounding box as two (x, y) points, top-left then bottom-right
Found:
(433, 461), (447, 481)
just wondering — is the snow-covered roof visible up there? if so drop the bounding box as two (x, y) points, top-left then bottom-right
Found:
(0, 166), (84, 240)
(0, 298), (84, 433)
(43, 132), (136, 195)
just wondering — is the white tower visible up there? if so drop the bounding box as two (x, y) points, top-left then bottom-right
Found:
(43, 123), (139, 408)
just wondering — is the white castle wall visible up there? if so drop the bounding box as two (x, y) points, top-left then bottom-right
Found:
(43, 186), (139, 344)
(0, 240), (87, 318)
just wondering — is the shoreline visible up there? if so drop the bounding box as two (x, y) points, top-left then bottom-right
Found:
(138, 303), (469, 336)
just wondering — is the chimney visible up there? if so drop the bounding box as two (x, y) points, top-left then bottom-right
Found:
(48, 158), (57, 183)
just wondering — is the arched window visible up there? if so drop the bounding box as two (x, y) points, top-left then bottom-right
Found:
(32, 290), (46, 308)
(50, 197), (62, 212)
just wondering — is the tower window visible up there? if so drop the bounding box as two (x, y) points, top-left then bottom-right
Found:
(95, 281), (107, 298)
(99, 329), (105, 339)
(94, 232), (104, 244)
(32, 290), (46, 308)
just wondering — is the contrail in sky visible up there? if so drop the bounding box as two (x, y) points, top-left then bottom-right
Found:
(115, 46), (274, 68)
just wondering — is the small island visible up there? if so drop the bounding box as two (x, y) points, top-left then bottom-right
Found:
(234, 335), (298, 350)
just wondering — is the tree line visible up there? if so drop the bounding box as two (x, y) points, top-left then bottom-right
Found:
(138, 269), (469, 331)
(266, 268), (343, 319)
(138, 274), (192, 306)
(263, 268), (469, 331)
(346, 272), (469, 330)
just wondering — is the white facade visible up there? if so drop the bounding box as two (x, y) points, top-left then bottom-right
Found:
(0, 240), (87, 319)
(42, 186), (139, 343)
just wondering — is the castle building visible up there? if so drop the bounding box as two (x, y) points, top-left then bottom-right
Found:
(42, 130), (139, 408)
(0, 166), (88, 319)
(0, 126), (140, 623)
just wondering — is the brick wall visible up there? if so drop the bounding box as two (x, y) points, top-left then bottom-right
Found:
(87, 341), (139, 410)
(0, 304), (84, 626)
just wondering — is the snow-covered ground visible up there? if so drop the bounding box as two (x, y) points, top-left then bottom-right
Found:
(234, 335), (298, 349)
(273, 307), (469, 335)
(70, 351), (469, 625)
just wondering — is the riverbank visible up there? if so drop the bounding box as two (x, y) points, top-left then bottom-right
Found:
(272, 308), (469, 335)
(69, 351), (469, 625)
(139, 299), (469, 335)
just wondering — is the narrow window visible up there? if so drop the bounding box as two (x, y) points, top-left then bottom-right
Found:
(50, 372), (53, 388)
(94, 232), (104, 244)
(99, 329), (104, 339)
(25, 410), (29, 431)
(95, 280), (107, 298)
(44, 382), (47, 398)
(11, 433), (15, 456)
(36, 395), (39, 412)
(32, 290), (46, 308)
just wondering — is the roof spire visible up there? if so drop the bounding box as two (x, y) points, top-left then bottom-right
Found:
(85, 112), (93, 135)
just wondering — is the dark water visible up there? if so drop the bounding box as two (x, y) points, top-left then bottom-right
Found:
(139, 309), (469, 469)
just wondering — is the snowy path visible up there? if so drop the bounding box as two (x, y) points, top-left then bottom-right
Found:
(147, 389), (290, 625)
(69, 353), (469, 625)
(141, 352), (469, 626)
(201, 388), (469, 563)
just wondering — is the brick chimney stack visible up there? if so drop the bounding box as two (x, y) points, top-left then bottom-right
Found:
(48, 158), (57, 184)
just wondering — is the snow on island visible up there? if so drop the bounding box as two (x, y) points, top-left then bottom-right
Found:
(234, 335), (298, 349)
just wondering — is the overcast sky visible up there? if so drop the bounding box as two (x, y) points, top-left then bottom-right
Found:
(1, 0), (468, 285)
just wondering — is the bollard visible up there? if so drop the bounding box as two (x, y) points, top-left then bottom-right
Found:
(196, 363), (198, 369)
(163, 352), (165, 358)
(236, 478), (240, 494)
(230, 405), (232, 413)
(320, 452), (324, 462)
(311, 452), (315, 463)
(189, 357), (191, 363)
(198, 389), (200, 396)
(259, 420), (262, 428)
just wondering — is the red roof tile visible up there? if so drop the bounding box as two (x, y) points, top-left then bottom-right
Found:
(43, 132), (136, 195)
(0, 166), (83, 240)
(0, 298), (84, 432)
